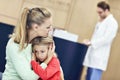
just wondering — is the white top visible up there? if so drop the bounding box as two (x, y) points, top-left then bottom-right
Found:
(83, 14), (118, 71)
(2, 38), (39, 80)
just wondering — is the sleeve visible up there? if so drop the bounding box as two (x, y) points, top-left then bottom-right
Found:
(91, 20), (118, 49)
(6, 42), (39, 80)
(40, 63), (47, 69)
(31, 57), (60, 80)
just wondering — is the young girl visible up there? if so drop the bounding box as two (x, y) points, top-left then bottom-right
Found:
(31, 36), (61, 80)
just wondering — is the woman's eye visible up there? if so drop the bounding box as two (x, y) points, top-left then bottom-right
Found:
(47, 27), (50, 29)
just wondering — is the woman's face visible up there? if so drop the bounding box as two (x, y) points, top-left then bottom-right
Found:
(32, 17), (53, 37)
(33, 45), (48, 62)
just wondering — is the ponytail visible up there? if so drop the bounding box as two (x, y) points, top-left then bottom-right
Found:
(13, 8), (29, 51)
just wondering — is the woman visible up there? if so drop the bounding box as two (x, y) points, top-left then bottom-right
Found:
(2, 7), (57, 80)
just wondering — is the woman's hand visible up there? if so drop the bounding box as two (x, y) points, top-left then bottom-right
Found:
(44, 42), (55, 64)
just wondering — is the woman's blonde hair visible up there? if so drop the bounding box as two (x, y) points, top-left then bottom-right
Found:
(12, 7), (52, 50)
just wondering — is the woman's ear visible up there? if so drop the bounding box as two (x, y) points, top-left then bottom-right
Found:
(31, 24), (39, 31)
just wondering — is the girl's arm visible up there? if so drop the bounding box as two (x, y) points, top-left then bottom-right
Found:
(31, 57), (60, 80)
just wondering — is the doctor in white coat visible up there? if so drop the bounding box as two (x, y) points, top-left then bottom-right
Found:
(83, 1), (118, 80)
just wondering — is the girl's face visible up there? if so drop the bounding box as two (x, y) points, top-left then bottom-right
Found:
(32, 17), (53, 37)
(33, 45), (48, 62)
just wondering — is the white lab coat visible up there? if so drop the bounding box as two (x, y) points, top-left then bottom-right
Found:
(83, 14), (118, 71)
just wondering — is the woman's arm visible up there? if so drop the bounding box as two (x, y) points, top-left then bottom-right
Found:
(7, 41), (39, 80)
(60, 66), (64, 80)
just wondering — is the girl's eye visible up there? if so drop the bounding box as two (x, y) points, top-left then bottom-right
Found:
(41, 50), (45, 53)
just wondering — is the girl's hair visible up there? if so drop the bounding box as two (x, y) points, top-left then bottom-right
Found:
(31, 36), (54, 52)
(12, 7), (52, 50)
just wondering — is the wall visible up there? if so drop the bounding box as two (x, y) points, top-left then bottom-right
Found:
(0, 0), (24, 25)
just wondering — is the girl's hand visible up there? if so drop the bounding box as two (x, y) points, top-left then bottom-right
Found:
(44, 42), (55, 64)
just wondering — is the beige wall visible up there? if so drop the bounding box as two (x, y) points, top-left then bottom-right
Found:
(0, 0), (120, 80)
(0, 0), (74, 28)
(66, 0), (99, 42)
(0, 0), (24, 25)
